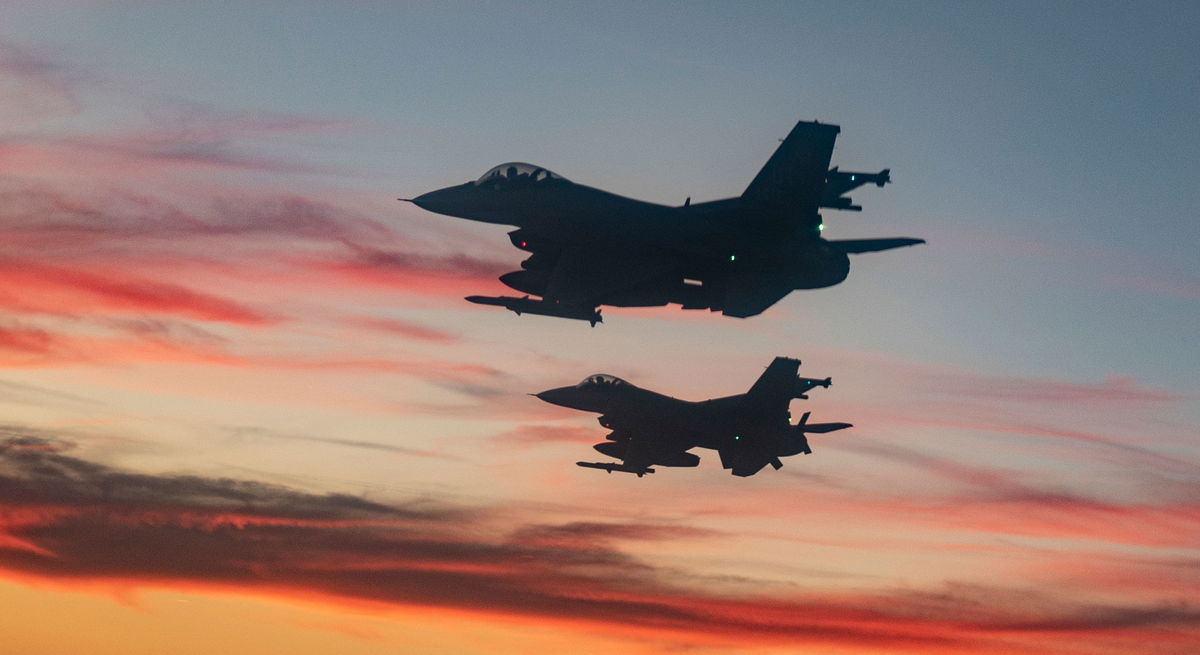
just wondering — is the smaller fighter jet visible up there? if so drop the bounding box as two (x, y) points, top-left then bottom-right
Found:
(534, 357), (851, 477)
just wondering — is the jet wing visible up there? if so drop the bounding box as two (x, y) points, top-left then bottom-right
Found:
(742, 121), (840, 226)
(717, 442), (777, 477)
(544, 245), (683, 305)
(580, 433), (657, 476)
(580, 424), (700, 477)
(720, 273), (795, 318)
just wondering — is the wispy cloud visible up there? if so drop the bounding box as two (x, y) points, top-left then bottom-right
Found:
(0, 315), (506, 402)
(0, 55), (350, 177)
(509, 521), (722, 550)
(490, 423), (605, 447)
(311, 242), (510, 295)
(227, 425), (454, 460)
(0, 258), (277, 324)
(0, 42), (81, 129)
(930, 373), (1182, 405)
(879, 413), (1197, 473)
(0, 185), (392, 247)
(0, 378), (96, 406)
(345, 316), (460, 344)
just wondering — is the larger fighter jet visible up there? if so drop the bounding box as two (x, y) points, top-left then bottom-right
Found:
(535, 357), (851, 477)
(405, 120), (923, 325)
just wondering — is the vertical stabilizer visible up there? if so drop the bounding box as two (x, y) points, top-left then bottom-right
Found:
(746, 356), (802, 402)
(742, 121), (839, 224)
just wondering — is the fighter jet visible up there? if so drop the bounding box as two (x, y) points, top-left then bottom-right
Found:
(534, 357), (851, 477)
(404, 119), (922, 325)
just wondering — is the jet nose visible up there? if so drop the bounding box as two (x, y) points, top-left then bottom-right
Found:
(537, 381), (604, 407)
(410, 189), (444, 212)
(534, 387), (575, 407)
(409, 184), (472, 216)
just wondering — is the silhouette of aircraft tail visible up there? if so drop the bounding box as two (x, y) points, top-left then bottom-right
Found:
(741, 121), (840, 226)
(746, 357), (828, 403)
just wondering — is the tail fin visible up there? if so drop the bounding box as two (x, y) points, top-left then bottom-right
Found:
(746, 356), (802, 400)
(742, 121), (840, 224)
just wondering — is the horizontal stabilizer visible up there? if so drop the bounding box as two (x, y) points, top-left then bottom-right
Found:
(828, 238), (925, 254)
(800, 422), (853, 434)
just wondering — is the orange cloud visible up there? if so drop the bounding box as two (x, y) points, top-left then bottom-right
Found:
(1, 437), (1196, 654)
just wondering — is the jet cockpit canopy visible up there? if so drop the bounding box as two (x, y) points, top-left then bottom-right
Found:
(475, 162), (566, 187)
(575, 374), (629, 390)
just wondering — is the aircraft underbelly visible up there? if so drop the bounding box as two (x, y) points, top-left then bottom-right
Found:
(545, 246), (683, 305)
(716, 245), (850, 316)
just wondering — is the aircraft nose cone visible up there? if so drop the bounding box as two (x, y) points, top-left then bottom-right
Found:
(534, 387), (573, 407)
(537, 386), (603, 411)
(410, 189), (443, 212)
(535, 386), (606, 412)
(409, 183), (473, 216)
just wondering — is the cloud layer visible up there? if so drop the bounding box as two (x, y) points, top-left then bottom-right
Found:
(2, 437), (1197, 654)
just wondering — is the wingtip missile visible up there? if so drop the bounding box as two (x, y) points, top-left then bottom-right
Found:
(466, 295), (602, 326)
(576, 461), (655, 476)
(800, 421), (853, 434)
(794, 375), (832, 398)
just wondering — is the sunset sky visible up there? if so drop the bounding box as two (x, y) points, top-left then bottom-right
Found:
(0, 2), (1197, 653)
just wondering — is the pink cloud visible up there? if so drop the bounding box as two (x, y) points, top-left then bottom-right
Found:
(345, 316), (460, 343)
(304, 244), (511, 300)
(489, 423), (605, 447)
(0, 258), (276, 325)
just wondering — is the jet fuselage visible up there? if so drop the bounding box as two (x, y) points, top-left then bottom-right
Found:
(535, 382), (793, 454)
(413, 178), (852, 296)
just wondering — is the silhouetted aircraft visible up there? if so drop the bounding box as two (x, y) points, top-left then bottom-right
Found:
(535, 357), (851, 477)
(404, 120), (923, 325)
